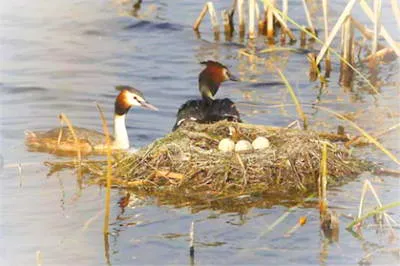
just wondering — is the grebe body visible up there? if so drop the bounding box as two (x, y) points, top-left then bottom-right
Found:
(173, 61), (241, 130)
(173, 98), (241, 130)
(25, 86), (157, 155)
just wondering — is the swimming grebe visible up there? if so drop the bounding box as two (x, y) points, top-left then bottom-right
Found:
(25, 86), (157, 155)
(173, 61), (241, 130)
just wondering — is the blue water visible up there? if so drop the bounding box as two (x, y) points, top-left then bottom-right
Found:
(0, 0), (399, 265)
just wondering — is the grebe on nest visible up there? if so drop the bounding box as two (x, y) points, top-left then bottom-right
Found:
(173, 61), (241, 130)
(25, 86), (157, 155)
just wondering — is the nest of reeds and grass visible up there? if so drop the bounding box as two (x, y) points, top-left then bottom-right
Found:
(49, 121), (371, 207)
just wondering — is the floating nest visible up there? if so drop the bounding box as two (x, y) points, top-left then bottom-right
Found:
(47, 121), (371, 209)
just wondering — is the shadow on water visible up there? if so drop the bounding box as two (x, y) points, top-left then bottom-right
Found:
(123, 20), (185, 32)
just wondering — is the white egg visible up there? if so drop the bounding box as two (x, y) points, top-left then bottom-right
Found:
(218, 138), (235, 152)
(252, 136), (270, 150)
(235, 140), (253, 152)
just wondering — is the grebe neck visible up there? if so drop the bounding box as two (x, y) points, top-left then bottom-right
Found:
(113, 114), (130, 149)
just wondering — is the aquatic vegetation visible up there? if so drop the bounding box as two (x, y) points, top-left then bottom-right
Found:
(46, 120), (373, 210)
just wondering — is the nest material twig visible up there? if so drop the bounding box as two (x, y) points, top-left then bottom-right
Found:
(49, 121), (369, 203)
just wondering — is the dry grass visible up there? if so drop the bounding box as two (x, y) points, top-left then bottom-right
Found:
(46, 121), (371, 209)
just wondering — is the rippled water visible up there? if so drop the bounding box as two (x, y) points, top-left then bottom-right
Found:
(1, 0), (399, 265)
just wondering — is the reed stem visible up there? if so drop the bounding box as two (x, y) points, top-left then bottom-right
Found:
(322, 0), (331, 74)
(59, 113), (81, 163)
(189, 221), (195, 258)
(266, 0), (274, 39)
(313, 106), (400, 165)
(268, 4), (296, 41)
(96, 104), (113, 236)
(339, 16), (354, 88)
(237, 0), (245, 35)
(249, 0), (256, 39)
(223, 10), (232, 38)
(359, 0), (400, 56)
(347, 201), (400, 230)
(343, 17), (354, 65)
(276, 68), (308, 130)
(301, 0), (315, 35)
(207, 2), (220, 37)
(372, 0), (382, 54)
(274, 7), (380, 95)
(316, 0), (357, 65)
(392, 0), (400, 28)
(319, 142), (328, 213)
(193, 4), (208, 31)
(259, 194), (315, 238)
(282, 0), (288, 24)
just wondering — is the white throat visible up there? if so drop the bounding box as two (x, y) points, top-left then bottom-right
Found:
(113, 114), (130, 149)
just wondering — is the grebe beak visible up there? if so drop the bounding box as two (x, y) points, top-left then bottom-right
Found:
(140, 101), (158, 111)
(227, 72), (239, 81)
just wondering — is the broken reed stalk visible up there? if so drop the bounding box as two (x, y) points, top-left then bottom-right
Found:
(358, 180), (383, 219)
(193, 2), (220, 38)
(223, 10), (231, 37)
(372, 0), (382, 55)
(276, 68), (308, 130)
(58, 113), (81, 164)
(312, 106), (400, 165)
(36, 250), (42, 266)
(301, 0), (315, 35)
(322, 0), (331, 74)
(360, 0), (400, 56)
(248, 0), (256, 39)
(354, 180), (397, 235)
(319, 142), (328, 213)
(300, 28), (307, 47)
(316, 0), (357, 65)
(392, 0), (400, 28)
(275, 8), (380, 95)
(266, 0), (274, 39)
(268, 4), (296, 41)
(340, 16), (355, 87)
(189, 221), (195, 259)
(284, 216), (308, 237)
(96, 103), (113, 235)
(207, 2), (220, 37)
(282, 0), (288, 23)
(193, 3), (208, 31)
(254, 1), (263, 33)
(347, 201), (400, 230)
(259, 193), (315, 238)
(307, 53), (320, 81)
(17, 163), (23, 188)
(364, 47), (396, 63)
(237, 0), (245, 35)
(352, 18), (375, 41)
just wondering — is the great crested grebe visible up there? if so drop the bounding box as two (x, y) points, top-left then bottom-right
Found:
(25, 86), (157, 155)
(173, 61), (241, 130)
(198, 60), (238, 102)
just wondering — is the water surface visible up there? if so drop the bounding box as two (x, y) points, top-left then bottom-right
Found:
(1, 0), (399, 265)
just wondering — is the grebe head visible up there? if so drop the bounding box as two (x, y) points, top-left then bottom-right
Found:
(198, 61), (238, 102)
(112, 85), (157, 150)
(115, 85), (158, 115)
